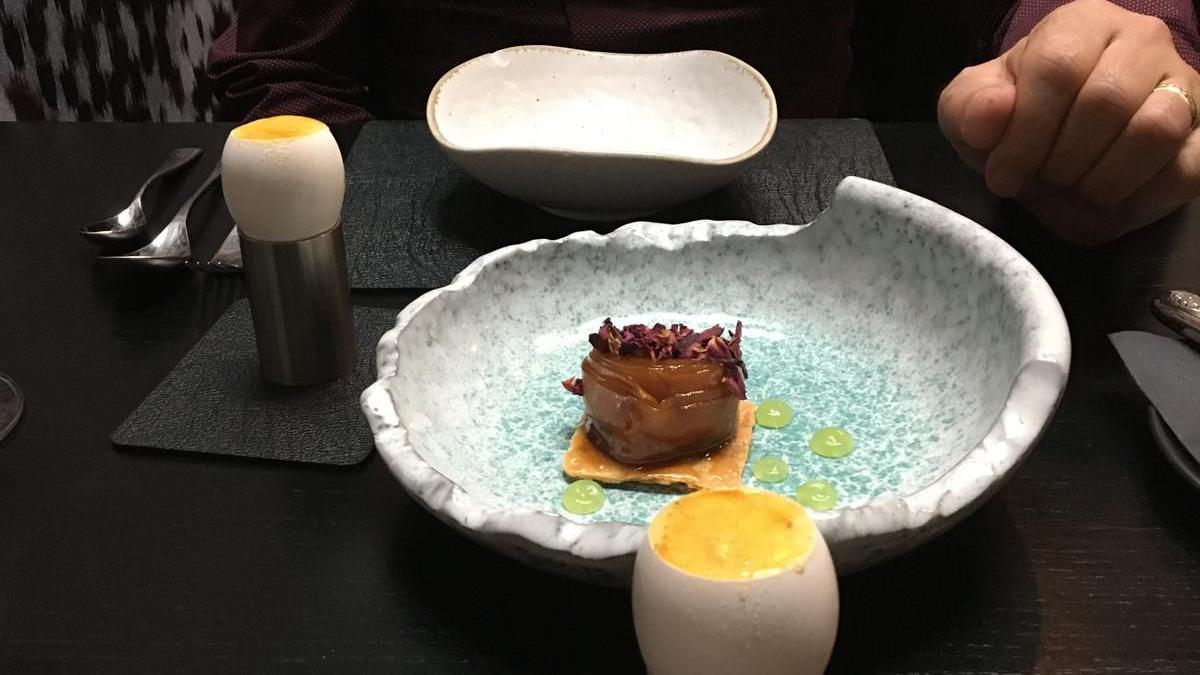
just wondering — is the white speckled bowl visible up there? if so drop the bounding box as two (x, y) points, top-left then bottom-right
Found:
(361, 177), (1071, 586)
(426, 46), (777, 220)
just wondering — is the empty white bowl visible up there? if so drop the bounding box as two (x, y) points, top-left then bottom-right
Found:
(426, 46), (778, 220)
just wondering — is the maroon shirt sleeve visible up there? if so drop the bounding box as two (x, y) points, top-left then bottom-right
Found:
(209, 2), (853, 122)
(208, 0), (375, 124)
(998, 0), (1200, 70)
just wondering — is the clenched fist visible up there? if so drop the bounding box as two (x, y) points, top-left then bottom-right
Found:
(939, 0), (1200, 244)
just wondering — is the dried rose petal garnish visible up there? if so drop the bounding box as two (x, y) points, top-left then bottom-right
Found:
(561, 376), (585, 395)
(566, 318), (748, 399)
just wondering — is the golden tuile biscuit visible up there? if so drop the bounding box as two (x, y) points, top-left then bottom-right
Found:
(563, 401), (756, 490)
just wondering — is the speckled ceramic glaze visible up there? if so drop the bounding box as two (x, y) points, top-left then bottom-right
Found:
(426, 46), (777, 220)
(362, 177), (1071, 586)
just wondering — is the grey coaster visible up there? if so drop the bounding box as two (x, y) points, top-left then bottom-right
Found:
(1110, 331), (1200, 464)
(341, 119), (894, 289)
(112, 301), (398, 466)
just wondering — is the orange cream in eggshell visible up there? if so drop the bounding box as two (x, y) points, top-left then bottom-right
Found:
(230, 115), (328, 142)
(649, 488), (816, 581)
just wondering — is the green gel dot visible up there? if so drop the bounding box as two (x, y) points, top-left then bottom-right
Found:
(795, 481), (838, 511)
(752, 456), (789, 483)
(810, 426), (854, 458)
(756, 399), (793, 429)
(562, 480), (606, 515)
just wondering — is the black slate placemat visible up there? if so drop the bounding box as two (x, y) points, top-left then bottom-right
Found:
(112, 301), (398, 465)
(341, 119), (894, 289)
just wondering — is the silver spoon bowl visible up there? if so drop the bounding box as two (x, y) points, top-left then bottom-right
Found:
(79, 147), (203, 245)
(97, 166), (221, 270)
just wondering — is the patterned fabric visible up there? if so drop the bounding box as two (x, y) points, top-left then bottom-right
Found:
(1, 0), (1198, 122)
(0, 0), (234, 121)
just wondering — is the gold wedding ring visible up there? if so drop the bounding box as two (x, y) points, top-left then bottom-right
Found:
(1152, 82), (1199, 128)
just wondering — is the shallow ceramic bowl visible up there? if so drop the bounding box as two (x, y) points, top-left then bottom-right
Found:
(362, 177), (1071, 586)
(426, 45), (777, 220)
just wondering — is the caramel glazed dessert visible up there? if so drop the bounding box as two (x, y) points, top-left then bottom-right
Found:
(562, 318), (750, 468)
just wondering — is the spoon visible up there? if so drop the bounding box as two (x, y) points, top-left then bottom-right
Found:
(1151, 289), (1200, 348)
(79, 147), (203, 244)
(97, 166), (221, 270)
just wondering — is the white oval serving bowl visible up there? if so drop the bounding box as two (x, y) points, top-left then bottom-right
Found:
(361, 177), (1071, 586)
(426, 45), (777, 220)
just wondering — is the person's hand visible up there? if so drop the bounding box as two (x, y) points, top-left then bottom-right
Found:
(938, 0), (1200, 244)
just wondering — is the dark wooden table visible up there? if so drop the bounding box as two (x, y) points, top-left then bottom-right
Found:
(0, 123), (1198, 674)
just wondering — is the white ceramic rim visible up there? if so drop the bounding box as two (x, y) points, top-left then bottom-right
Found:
(425, 45), (779, 166)
(362, 177), (1072, 563)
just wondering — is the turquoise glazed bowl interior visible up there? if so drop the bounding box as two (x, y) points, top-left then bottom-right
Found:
(362, 177), (1071, 585)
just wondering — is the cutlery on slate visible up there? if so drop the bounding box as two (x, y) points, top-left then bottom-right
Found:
(79, 148), (203, 245)
(97, 166), (221, 270)
(1110, 329), (1200, 466)
(1109, 290), (1200, 490)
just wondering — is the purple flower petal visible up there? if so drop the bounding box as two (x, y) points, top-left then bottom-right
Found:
(581, 318), (750, 399)
(561, 377), (584, 396)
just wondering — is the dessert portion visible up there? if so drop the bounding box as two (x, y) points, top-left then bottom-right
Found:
(561, 319), (754, 490)
(563, 319), (747, 464)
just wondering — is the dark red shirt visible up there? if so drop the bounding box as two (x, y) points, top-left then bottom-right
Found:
(210, 1), (1200, 124)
